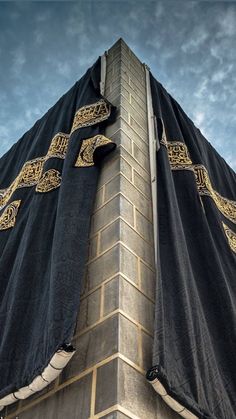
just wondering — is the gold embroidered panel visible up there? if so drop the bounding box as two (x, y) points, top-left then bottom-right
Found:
(74, 135), (114, 168)
(18, 158), (45, 188)
(164, 141), (236, 224)
(71, 100), (111, 134)
(167, 141), (193, 169)
(46, 133), (69, 160)
(193, 165), (236, 224)
(0, 100), (113, 216)
(0, 200), (21, 231)
(222, 222), (236, 254)
(36, 169), (61, 193)
(0, 136), (68, 210)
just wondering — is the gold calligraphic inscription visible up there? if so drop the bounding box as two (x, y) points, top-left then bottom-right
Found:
(36, 169), (61, 193)
(194, 165), (236, 224)
(71, 99), (111, 133)
(167, 141), (193, 169)
(18, 157), (45, 188)
(75, 135), (114, 168)
(46, 133), (69, 159)
(0, 200), (21, 231)
(222, 222), (236, 254)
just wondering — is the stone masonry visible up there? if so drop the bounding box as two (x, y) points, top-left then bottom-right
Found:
(3, 39), (178, 419)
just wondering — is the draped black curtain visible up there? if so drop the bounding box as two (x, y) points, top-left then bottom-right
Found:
(0, 57), (116, 401)
(147, 74), (236, 419)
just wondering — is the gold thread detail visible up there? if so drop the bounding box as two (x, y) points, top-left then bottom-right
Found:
(222, 222), (236, 254)
(46, 133), (69, 160)
(36, 169), (61, 193)
(167, 141), (193, 168)
(0, 200), (21, 231)
(75, 135), (114, 168)
(194, 165), (236, 224)
(71, 99), (111, 133)
(164, 141), (236, 224)
(0, 100), (112, 209)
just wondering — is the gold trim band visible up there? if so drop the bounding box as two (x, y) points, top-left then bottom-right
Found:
(164, 141), (236, 224)
(75, 135), (115, 168)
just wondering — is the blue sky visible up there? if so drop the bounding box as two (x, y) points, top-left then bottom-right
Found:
(0, 1), (236, 170)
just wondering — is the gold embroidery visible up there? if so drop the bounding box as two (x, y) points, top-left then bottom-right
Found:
(18, 157), (45, 187)
(0, 100), (112, 209)
(164, 141), (236, 224)
(71, 99), (111, 133)
(36, 169), (61, 193)
(0, 200), (21, 231)
(194, 165), (236, 224)
(0, 135), (68, 209)
(222, 222), (236, 253)
(167, 141), (193, 169)
(75, 135), (114, 168)
(46, 133), (69, 159)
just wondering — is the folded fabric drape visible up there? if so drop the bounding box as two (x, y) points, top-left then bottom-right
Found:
(147, 73), (236, 419)
(0, 57), (116, 410)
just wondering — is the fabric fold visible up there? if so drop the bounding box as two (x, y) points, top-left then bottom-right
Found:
(147, 73), (236, 419)
(0, 56), (116, 410)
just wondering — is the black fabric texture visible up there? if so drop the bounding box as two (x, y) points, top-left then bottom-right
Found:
(148, 73), (236, 419)
(0, 57), (116, 398)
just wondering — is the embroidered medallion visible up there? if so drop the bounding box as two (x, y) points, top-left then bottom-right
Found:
(167, 141), (193, 169)
(0, 200), (21, 231)
(222, 222), (236, 254)
(71, 99), (111, 133)
(18, 157), (45, 188)
(74, 135), (114, 168)
(46, 133), (69, 160)
(36, 169), (61, 193)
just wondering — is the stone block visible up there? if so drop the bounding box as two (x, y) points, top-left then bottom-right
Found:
(98, 157), (120, 188)
(118, 358), (157, 419)
(132, 143), (149, 171)
(119, 314), (139, 365)
(120, 276), (154, 333)
(62, 315), (119, 381)
(139, 260), (155, 300)
(103, 276), (120, 316)
(119, 175), (152, 220)
(76, 287), (101, 332)
(120, 93), (146, 121)
(18, 374), (92, 419)
(130, 115), (148, 140)
(99, 218), (154, 267)
(95, 359), (118, 414)
(91, 194), (134, 234)
(120, 146), (150, 182)
(135, 209), (154, 245)
(86, 243), (120, 290)
(133, 170), (151, 198)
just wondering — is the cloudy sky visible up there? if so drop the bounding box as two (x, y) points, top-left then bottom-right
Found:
(0, 1), (236, 170)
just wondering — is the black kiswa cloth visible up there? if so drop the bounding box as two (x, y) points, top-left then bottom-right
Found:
(0, 57), (116, 406)
(147, 74), (236, 419)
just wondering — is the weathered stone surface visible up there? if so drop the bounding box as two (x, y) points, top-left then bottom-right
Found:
(95, 359), (118, 414)
(18, 374), (92, 419)
(118, 359), (157, 419)
(119, 314), (139, 365)
(76, 287), (101, 332)
(120, 276), (154, 333)
(61, 315), (119, 382)
(139, 260), (155, 300)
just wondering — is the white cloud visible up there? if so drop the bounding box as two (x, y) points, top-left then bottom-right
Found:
(11, 46), (26, 76)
